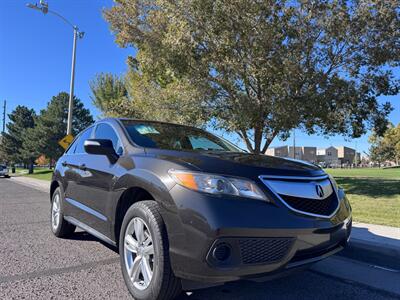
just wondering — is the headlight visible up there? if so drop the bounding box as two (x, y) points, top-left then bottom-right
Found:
(168, 170), (268, 201)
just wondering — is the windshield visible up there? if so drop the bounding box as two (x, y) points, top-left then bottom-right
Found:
(121, 120), (244, 153)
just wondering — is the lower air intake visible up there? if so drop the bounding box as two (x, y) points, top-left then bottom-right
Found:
(239, 237), (294, 265)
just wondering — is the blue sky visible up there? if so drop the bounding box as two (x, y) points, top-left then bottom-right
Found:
(1, 0), (399, 154)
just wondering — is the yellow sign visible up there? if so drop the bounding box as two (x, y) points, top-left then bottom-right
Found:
(58, 134), (74, 150)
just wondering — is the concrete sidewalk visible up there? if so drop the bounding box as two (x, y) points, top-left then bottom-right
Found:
(8, 175), (400, 258)
(9, 176), (50, 193)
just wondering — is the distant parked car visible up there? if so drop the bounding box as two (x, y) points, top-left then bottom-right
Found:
(0, 165), (10, 178)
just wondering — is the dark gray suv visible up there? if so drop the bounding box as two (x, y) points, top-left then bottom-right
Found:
(51, 118), (352, 300)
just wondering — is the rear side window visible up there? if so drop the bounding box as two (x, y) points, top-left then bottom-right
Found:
(65, 139), (77, 154)
(74, 127), (93, 154)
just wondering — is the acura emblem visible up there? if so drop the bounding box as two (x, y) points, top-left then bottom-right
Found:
(315, 184), (325, 198)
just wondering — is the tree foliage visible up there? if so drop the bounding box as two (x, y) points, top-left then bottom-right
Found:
(90, 73), (138, 117)
(369, 123), (400, 165)
(0, 105), (36, 165)
(124, 57), (209, 126)
(104, 0), (399, 153)
(24, 92), (94, 162)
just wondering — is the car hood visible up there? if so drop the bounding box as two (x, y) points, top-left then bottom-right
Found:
(145, 149), (325, 180)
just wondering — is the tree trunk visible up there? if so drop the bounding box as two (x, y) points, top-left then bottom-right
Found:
(253, 127), (262, 155)
(28, 162), (34, 174)
(261, 138), (273, 154)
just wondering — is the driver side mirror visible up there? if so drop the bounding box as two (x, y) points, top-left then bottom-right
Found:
(84, 139), (119, 163)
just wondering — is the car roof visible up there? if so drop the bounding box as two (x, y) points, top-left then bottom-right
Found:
(100, 117), (202, 130)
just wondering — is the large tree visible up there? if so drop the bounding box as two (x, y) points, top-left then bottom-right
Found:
(369, 123), (400, 166)
(104, 0), (399, 153)
(0, 106), (36, 169)
(24, 92), (94, 163)
(386, 123), (400, 165)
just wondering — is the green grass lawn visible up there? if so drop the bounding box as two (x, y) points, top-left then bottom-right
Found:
(326, 167), (400, 179)
(14, 167), (54, 181)
(326, 168), (400, 227)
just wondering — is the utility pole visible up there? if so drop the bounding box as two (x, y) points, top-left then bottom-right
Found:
(67, 27), (78, 135)
(354, 141), (358, 167)
(2, 100), (5, 133)
(292, 128), (296, 159)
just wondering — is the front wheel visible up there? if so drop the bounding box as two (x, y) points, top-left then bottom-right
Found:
(120, 201), (181, 300)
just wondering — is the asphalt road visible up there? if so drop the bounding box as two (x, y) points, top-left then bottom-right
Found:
(0, 179), (398, 300)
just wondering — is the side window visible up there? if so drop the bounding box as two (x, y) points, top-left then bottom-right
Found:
(74, 127), (93, 154)
(95, 123), (122, 154)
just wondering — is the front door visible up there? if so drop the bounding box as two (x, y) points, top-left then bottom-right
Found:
(70, 123), (124, 237)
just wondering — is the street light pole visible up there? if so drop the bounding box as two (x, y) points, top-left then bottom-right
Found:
(67, 27), (78, 135)
(26, 1), (84, 136)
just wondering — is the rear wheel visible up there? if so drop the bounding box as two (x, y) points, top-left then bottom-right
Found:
(50, 187), (76, 237)
(120, 201), (181, 300)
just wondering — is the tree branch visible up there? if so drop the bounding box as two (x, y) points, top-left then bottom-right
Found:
(237, 130), (254, 153)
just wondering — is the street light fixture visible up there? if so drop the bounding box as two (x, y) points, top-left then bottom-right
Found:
(26, 0), (84, 136)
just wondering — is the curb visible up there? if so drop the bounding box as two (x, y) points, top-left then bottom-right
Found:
(350, 238), (400, 258)
(338, 238), (400, 270)
(350, 238), (400, 257)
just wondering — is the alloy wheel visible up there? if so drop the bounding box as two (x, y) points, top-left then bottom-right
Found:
(124, 217), (155, 290)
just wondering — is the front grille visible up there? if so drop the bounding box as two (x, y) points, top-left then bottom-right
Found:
(259, 175), (340, 217)
(239, 238), (294, 265)
(279, 192), (338, 216)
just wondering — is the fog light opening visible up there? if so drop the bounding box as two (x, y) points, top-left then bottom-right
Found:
(213, 243), (231, 262)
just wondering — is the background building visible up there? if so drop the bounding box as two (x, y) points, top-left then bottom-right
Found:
(288, 146), (303, 160)
(317, 146), (340, 166)
(302, 146), (317, 162)
(266, 145), (289, 158)
(267, 145), (359, 166)
(267, 146), (317, 163)
(336, 146), (356, 164)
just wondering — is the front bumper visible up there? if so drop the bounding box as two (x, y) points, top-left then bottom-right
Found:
(0, 171), (9, 176)
(164, 184), (352, 284)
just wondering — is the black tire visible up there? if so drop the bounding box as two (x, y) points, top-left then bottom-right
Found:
(119, 201), (182, 300)
(50, 187), (76, 237)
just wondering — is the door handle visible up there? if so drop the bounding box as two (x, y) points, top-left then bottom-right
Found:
(61, 161), (68, 167)
(79, 164), (87, 171)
